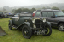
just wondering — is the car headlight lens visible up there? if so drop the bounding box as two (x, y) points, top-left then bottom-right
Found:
(32, 18), (35, 23)
(43, 18), (46, 23)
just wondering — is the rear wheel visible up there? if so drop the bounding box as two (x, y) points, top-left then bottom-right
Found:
(43, 25), (52, 36)
(22, 25), (32, 39)
(58, 23), (64, 31)
(8, 23), (12, 30)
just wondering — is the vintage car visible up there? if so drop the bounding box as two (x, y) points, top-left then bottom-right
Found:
(8, 13), (52, 39)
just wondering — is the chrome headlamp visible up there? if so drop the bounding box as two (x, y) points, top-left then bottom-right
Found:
(32, 18), (35, 23)
(43, 18), (46, 23)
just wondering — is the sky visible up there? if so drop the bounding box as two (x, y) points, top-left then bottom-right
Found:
(0, 0), (64, 7)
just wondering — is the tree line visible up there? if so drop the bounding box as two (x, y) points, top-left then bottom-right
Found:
(12, 6), (64, 13)
(12, 8), (36, 13)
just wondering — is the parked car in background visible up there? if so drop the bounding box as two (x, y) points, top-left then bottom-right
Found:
(0, 12), (5, 18)
(14, 13), (19, 17)
(7, 13), (14, 18)
(33, 9), (64, 31)
(14, 12), (30, 17)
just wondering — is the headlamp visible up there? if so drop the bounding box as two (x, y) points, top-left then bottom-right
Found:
(32, 18), (35, 23)
(43, 18), (46, 23)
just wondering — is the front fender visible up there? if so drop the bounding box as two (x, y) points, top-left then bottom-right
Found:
(9, 20), (12, 25)
(46, 22), (51, 26)
(17, 22), (30, 29)
(24, 22), (30, 27)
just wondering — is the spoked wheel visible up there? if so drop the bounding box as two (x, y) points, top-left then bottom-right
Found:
(43, 25), (52, 36)
(22, 25), (32, 39)
(8, 23), (12, 30)
(58, 23), (64, 31)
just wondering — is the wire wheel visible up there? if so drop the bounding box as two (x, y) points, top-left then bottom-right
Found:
(22, 25), (32, 39)
(43, 25), (52, 36)
(59, 23), (64, 31)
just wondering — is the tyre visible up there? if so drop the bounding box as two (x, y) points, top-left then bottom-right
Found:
(8, 23), (12, 30)
(58, 23), (64, 31)
(22, 25), (32, 39)
(43, 24), (52, 36)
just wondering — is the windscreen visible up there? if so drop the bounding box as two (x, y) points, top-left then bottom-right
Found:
(54, 11), (64, 16)
(19, 13), (32, 17)
(35, 12), (41, 17)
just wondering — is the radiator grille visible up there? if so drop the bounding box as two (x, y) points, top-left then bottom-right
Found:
(35, 19), (41, 28)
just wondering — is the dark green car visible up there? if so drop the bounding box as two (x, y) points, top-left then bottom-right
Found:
(8, 13), (52, 39)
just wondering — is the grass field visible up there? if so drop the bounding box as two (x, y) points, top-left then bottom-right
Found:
(0, 18), (64, 42)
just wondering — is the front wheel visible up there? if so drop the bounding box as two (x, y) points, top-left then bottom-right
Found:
(43, 24), (52, 36)
(22, 25), (32, 39)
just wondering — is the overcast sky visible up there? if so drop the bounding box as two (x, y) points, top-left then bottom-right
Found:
(0, 0), (64, 7)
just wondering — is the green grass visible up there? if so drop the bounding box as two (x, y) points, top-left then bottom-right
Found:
(0, 18), (64, 42)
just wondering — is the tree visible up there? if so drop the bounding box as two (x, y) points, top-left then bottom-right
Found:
(30, 8), (36, 13)
(12, 9), (15, 12)
(14, 8), (36, 13)
(22, 8), (30, 12)
(17, 8), (22, 13)
(15, 8), (22, 13)
(46, 6), (51, 9)
(42, 7), (46, 9)
(52, 6), (59, 10)
(32, 8), (36, 11)
(62, 10), (64, 13)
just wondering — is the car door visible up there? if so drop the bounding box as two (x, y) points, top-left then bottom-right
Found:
(13, 17), (19, 25)
(18, 16), (24, 25)
(47, 12), (58, 25)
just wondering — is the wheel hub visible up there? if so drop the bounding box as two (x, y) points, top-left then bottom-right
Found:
(59, 25), (64, 30)
(24, 31), (28, 34)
